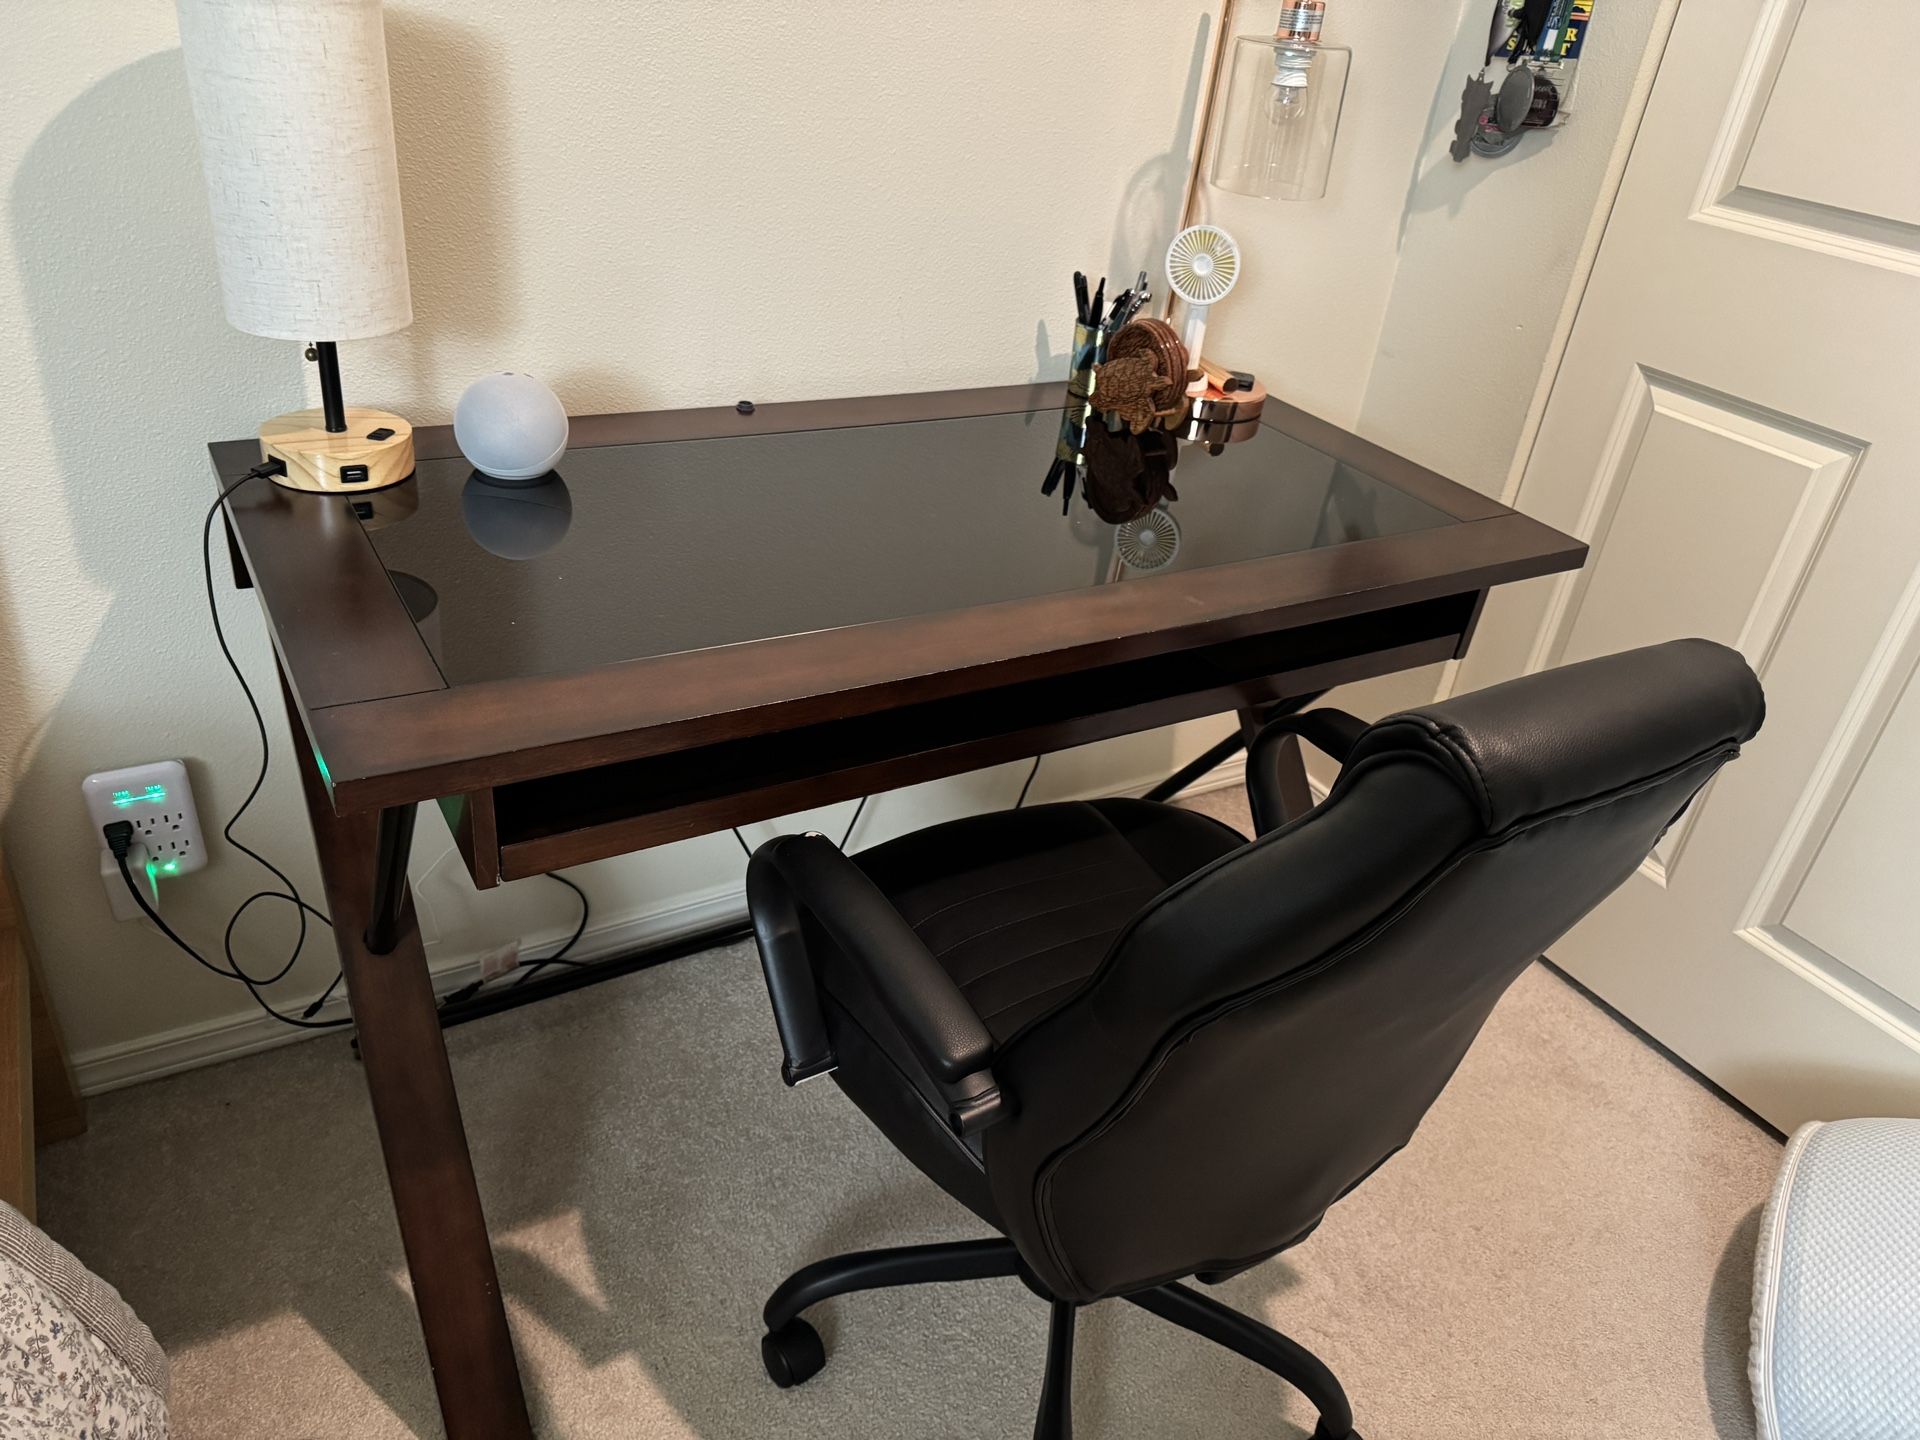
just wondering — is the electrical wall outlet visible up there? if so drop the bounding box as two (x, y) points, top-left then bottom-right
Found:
(82, 762), (207, 920)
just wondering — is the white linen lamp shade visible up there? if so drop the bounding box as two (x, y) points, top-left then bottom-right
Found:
(176, 0), (417, 493)
(176, 0), (410, 340)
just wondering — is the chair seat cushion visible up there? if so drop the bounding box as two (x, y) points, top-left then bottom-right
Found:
(818, 799), (1244, 1227)
(855, 798), (1246, 1041)
(1752, 1118), (1920, 1440)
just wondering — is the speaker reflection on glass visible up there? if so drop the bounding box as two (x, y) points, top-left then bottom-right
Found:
(461, 471), (573, 561)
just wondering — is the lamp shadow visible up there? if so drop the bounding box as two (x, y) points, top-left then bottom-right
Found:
(3, 49), (315, 1081)
(382, 8), (514, 409)
(6, 27), (497, 1439)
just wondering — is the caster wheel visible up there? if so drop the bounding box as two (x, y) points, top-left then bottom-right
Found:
(761, 1319), (826, 1389)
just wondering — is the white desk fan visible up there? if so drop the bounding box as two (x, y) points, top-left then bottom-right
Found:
(1166, 225), (1241, 395)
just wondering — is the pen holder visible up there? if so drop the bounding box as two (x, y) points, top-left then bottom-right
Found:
(1041, 321), (1110, 514)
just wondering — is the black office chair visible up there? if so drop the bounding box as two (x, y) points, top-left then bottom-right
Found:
(746, 639), (1763, 1438)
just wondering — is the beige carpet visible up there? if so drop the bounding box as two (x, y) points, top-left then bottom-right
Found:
(37, 791), (1783, 1439)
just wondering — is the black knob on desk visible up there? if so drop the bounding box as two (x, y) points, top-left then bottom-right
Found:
(736, 400), (755, 415)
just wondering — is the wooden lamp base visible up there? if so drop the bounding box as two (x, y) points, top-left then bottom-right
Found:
(259, 407), (415, 494)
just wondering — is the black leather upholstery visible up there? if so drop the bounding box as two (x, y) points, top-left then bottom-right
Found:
(760, 799), (1245, 1227)
(1245, 706), (1368, 834)
(854, 799), (1246, 1041)
(751, 639), (1764, 1306)
(1341, 638), (1764, 831)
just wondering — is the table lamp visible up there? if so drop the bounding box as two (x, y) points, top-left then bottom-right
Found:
(176, 0), (415, 494)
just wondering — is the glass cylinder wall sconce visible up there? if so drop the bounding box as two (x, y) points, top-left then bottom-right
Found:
(1208, 2), (1350, 202)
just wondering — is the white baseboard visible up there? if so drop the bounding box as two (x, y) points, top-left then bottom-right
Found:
(1182, 752), (1246, 794)
(71, 885), (753, 1096)
(70, 755), (1261, 1096)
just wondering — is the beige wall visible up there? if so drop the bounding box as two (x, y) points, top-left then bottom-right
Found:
(1358, 0), (1674, 495)
(3, 1), (1661, 1090)
(1277, 0), (1675, 731)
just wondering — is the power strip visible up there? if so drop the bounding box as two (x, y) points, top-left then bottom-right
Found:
(82, 760), (206, 917)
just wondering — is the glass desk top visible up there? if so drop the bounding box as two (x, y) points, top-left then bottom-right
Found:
(354, 407), (1458, 689)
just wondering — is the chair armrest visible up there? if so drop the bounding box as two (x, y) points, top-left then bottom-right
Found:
(1245, 708), (1369, 835)
(746, 833), (1008, 1136)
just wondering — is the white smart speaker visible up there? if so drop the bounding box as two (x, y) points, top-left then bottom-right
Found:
(453, 372), (570, 481)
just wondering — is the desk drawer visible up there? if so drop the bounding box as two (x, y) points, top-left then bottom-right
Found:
(440, 591), (1479, 887)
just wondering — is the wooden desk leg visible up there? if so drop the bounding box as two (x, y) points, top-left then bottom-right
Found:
(284, 678), (534, 1440)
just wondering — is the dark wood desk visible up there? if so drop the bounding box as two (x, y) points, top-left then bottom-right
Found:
(212, 383), (1582, 1438)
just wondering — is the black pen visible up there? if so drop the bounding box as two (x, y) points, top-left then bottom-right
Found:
(1073, 271), (1090, 325)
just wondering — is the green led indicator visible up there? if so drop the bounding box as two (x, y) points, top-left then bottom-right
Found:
(110, 784), (166, 808)
(111, 788), (135, 808)
(145, 783), (166, 801)
(314, 749), (332, 786)
(141, 856), (181, 903)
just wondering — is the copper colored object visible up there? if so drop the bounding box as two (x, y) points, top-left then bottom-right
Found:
(1175, 374), (1268, 447)
(1276, 1), (1326, 42)
(1187, 377), (1267, 425)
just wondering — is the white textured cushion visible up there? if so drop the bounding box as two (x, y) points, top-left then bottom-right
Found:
(1751, 1118), (1920, 1440)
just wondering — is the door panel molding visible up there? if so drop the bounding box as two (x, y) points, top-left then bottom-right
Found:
(1525, 365), (1863, 883)
(1736, 559), (1920, 1047)
(1467, 0), (1920, 1127)
(1691, 0), (1920, 275)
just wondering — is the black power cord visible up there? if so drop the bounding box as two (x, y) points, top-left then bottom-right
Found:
(172, 467), (611, 1029)
(437, 871), (591, 1011)
(105, 819), (349, 1030)
(192, 462), (346, 1023)
(727, 762), (1038, 864)
(508, 873), (591, 989)
(1015, 755), (1042, 808)
(733, 793), (869, 860)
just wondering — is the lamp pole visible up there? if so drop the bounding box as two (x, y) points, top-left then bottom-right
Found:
(312, 341), (347, 434)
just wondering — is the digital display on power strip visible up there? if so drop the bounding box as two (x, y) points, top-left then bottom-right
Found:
(110, 784), (168, 808)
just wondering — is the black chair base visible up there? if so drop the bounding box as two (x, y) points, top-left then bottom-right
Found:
(758, 1239), (1360, 1439)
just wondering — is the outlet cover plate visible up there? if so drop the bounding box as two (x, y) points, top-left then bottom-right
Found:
(82, 760), (207, 879)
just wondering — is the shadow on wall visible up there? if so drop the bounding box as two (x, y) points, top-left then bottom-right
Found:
(383, 8), (515, 406)
(1390, 6), (1576, 242)
(5, 46), (314, 1049)
(4, 11), (533, 1071)
(1030, 9), (1211, 385)
(6, 36), (518, 1434)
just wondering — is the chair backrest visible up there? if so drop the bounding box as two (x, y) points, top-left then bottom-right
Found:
(984, 639), (1765, 1302)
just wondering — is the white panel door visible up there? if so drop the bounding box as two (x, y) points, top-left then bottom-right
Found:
(1458, 0), (1920, 1130)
